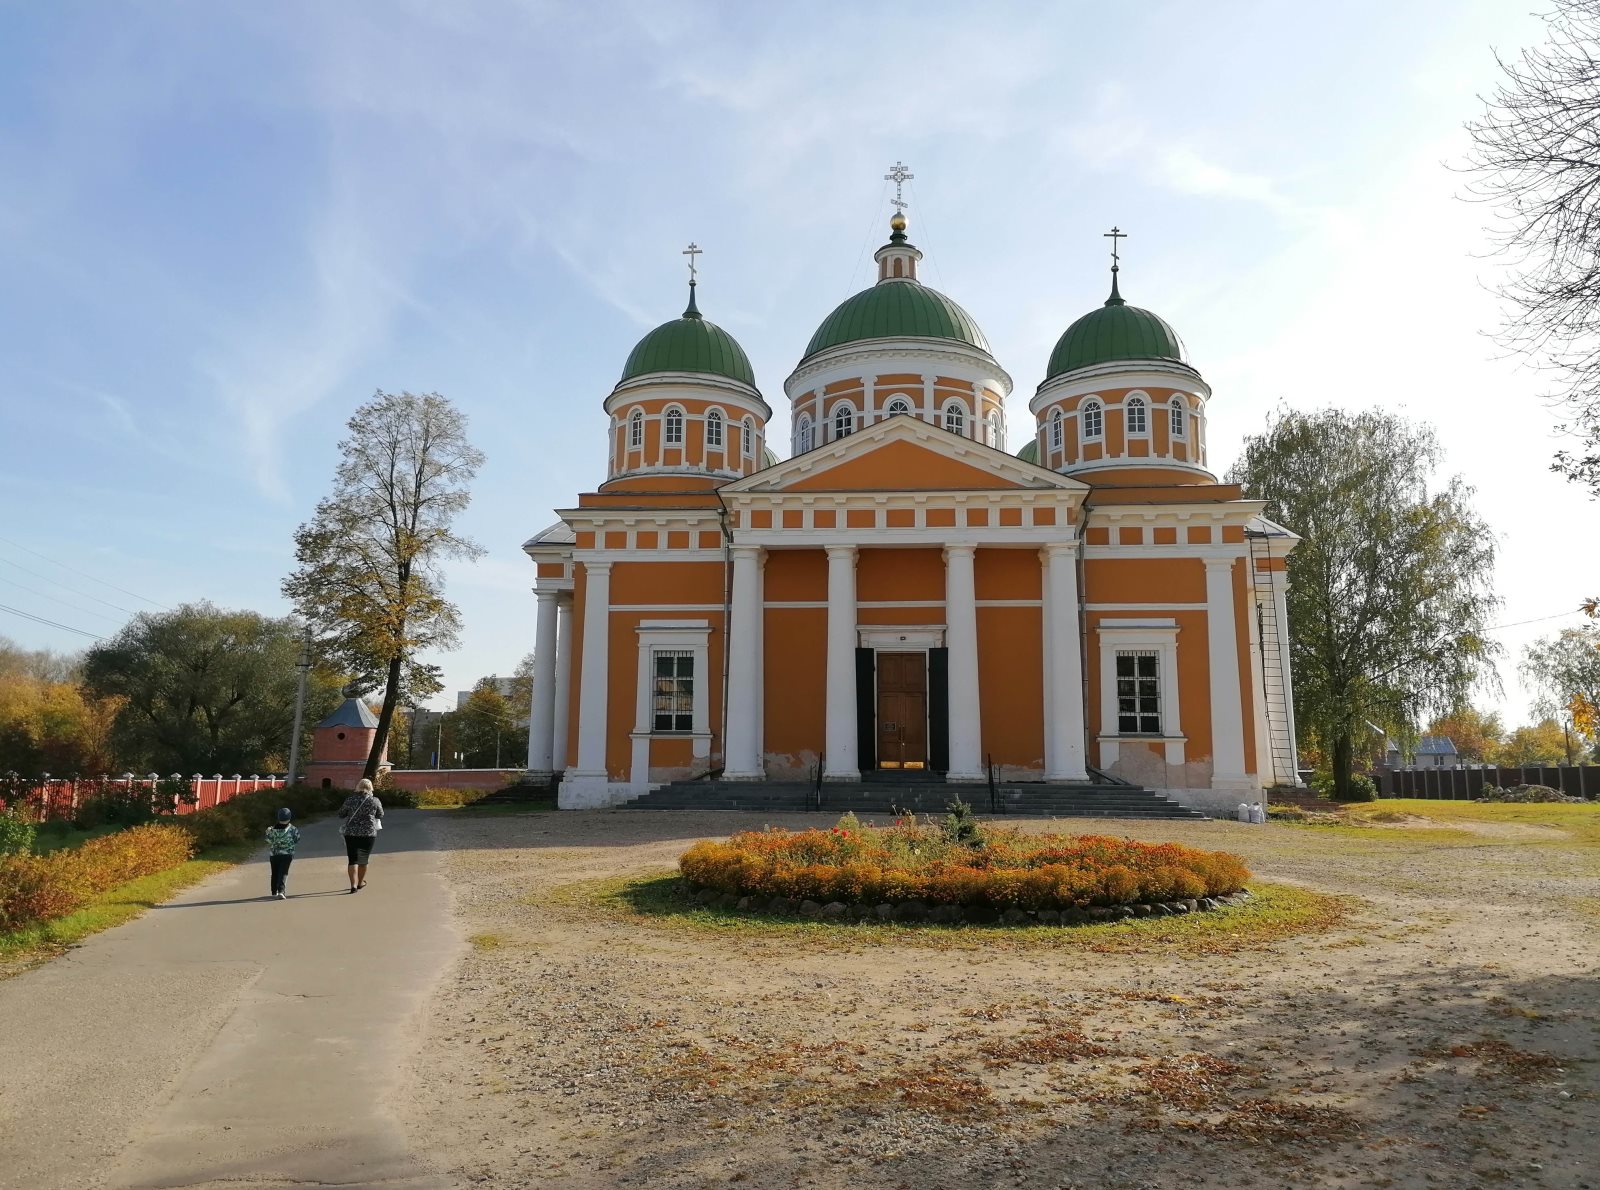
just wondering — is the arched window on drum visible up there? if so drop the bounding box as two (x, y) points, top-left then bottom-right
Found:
(629, 408), (643, 449)
(1169, 396), (1186, 438)
(1049, 407), (1064, 452)
(664, 406), (685, 446)
(833, 403), (855, 439)
(705, 408), (724, 449)
(1125, 395), (1148, 436)
(1082, 399), (1104, 441)
(944, 401), (966, 437)
(796, 414), (814, 454)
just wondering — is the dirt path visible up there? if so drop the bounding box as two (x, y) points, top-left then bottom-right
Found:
(403, 809), (1599, 1190)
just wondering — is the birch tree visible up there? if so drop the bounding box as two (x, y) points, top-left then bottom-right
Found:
(283, 391), (485, 780)
(1228, 409), (1501, 797)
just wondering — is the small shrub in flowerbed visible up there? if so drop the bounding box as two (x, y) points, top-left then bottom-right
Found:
(0, 823), (194, 932)
(678, 812), (1250, 924)
(1476, 784), (1586, 804)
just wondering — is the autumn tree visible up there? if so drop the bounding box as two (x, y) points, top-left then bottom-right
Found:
(1425, 706), (1505, 764)
(1522, 623), (1600, 746)
(1465, 0), (1600, 494)
(0, 639), (121, 775)
(1493, 718), (1572, 766)
(283, 391), (485, 781)
(1228, 409), (1500, 798)
(81, 604), (342, 773)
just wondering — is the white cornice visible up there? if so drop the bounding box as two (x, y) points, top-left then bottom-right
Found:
(605, 373), (771, 419)
(1032, 362), (1211, 412)
(785, 337), (1013, 399)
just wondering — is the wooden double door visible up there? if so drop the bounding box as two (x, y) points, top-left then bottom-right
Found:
(875, 651), (928, 769)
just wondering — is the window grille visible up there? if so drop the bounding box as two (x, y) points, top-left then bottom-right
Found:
(1126, 396), (1148, 435)
(664, 409), (684, 446)
(1083, 401), (1104, 439)
(629, 409), (643, 448)
(706, 410), (723, 448)
(1116, 650), (1161, 735)
(886, 398), (911, 416)
(833, 403), (854, 438)
(653, 650), (694, 733)
(944, 403), (965, 435)
(1169, 397), (1185, 437)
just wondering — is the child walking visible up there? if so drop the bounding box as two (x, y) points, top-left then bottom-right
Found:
(265, 808), (300, 900)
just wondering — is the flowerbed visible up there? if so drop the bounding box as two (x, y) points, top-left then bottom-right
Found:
(679, 814), (1250, 923)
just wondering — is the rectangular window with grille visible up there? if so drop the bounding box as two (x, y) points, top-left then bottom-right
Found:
(652, 650), (694, 733)
(1115, 651), (1161, 735)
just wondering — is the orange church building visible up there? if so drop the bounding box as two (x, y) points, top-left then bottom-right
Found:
(523, 207), (1300, 814)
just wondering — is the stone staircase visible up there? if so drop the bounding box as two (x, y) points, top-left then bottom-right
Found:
(618, 774), (1206, 819)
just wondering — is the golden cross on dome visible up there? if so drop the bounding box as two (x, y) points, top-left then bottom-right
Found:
(681, 241), (702, 283)
(1103, 226), (1127, 269)
(884, 160), (914, 211)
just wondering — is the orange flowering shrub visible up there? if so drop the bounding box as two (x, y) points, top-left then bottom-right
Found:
(0, 823), (194, 932)
(678, 822), (1249, 911)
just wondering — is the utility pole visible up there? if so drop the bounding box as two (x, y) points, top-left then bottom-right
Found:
(285, 628), (312, 785)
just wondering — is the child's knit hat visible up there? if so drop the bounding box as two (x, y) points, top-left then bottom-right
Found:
(276, 807), (292, 823)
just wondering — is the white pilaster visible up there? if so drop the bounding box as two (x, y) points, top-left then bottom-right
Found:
(526, 588), (559, 775)
(724, 546), (765, 778)
(1042, 544), (1089, 780)
(1205, 558), (1253, 790)
(943, 545), (983, 780)
(824, 545), (860, 781)
(552, 595), (573, 773)
(571, 562), (612, 782)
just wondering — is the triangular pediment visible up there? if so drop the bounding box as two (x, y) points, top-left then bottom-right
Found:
(724, 415), (1087, 494)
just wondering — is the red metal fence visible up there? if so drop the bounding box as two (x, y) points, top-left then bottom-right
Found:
(0, 774), (288, 822)
(1382, 765), (1598, 800)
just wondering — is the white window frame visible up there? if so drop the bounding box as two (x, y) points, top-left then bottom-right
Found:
(630, 620), (713, 787)
(833, 402), (855, 439)
(1082, 399), (1104, 441)
(741, 416), (755, 458)
(796, 413), (814, 453)
(944, 401), (966, 436)
(1049, 407), (1064, 451)
(705, 408), (724, 449)
(1125, 394), (1149, 437)
(1095, 619), (1184, 768)
(1169, 396), (1186, 439)
(985, 411), (1002, 447)
(885, 397), (912, 417)
(629, 408), (643, 449)
(663, 406), (685, 447)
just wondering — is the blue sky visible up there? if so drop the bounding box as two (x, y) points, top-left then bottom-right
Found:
(0, 0), (1591, 725)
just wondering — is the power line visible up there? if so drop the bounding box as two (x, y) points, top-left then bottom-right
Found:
(0, 602), (104, 640)
(1482, 610), (1587, 633)
(0, 573), (125, 625)
(0, 556), (141, 616)
(0, 534), (169, 610)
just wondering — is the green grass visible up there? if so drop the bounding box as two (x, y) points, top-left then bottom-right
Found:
(543, 870), (1355, 957)
(1348, 798), (1600, 845)
(0, 842), (255, 972)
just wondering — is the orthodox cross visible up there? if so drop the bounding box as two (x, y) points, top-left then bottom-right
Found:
(884, 160), (914, 210)
(682, 241), (702, 283)
(1103, 226), (1127, 269)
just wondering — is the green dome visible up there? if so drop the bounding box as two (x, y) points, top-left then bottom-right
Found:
(804, 280), (991, 360)
(620, 287), (756, 387)
(1046, 285), (1186, 379)
(1016, 439), (1039, 464)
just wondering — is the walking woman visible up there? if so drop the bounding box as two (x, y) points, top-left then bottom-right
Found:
(338, 778), (384, 893)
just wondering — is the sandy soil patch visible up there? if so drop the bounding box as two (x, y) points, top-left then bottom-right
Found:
(402, 810), (1598, 1189)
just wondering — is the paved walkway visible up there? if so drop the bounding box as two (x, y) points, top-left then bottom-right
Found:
(0, 810), (461, 1189)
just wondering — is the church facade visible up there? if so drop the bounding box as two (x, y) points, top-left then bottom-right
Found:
(522, 207), (1301, 814)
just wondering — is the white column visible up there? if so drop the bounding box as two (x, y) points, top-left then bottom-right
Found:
(572, 563), (612, 782)
(1205, 558), (1252, 790)
(552, 595), (573, 773)
(724, 546), (765, 779)
(943, 545), (983, 780)
(1043, 544), (1089, 780)
(1273, 578), (1303, 786)
(824, 545), (860, 781)
(526, 589), (559, 775)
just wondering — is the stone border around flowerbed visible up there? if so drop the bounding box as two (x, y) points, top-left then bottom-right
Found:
(684, 884), (1254, 925)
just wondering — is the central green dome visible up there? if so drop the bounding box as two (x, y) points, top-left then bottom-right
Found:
(620, 286), (756, 387)
(1046, 278), (1186, 379)
(804, 280), (991, 360)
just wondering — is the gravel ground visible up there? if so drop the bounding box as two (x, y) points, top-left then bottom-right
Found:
(399, 809), (1599, 1189)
